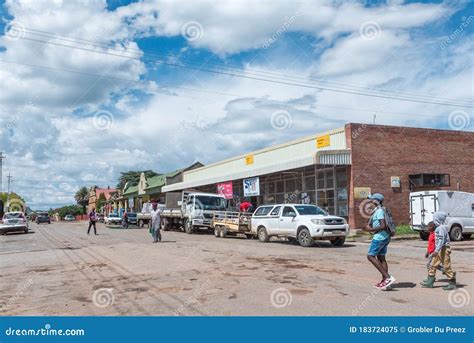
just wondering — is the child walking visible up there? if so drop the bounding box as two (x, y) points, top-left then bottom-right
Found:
(424, 221), (444, 273)
(421, 212), (456, 290)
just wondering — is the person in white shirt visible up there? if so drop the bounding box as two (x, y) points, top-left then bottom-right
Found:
(150, 203), (161, 243)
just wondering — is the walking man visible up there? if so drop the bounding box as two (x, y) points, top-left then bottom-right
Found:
(87, 208), (98, 235)
(150, 203), (161, 243)
(363, 193), (395, 290)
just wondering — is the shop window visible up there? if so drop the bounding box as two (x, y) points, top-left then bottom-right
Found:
(304, 176), (315, 190)
(276, 181), (284, 193)
(285, 179), (297, 192)
(409, 173), (450, 187)
(268, 181), (276, 194)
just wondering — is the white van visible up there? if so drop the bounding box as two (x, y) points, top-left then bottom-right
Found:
(410, 191), (474, 241)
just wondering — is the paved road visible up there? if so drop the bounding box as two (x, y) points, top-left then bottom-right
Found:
(1, 222), (473, 316)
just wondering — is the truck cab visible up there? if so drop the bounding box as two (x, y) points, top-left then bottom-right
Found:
(251, 204), (349, 247)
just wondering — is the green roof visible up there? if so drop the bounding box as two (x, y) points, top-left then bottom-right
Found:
(123, 185), (138, 196)
(144, 169), (182, 192)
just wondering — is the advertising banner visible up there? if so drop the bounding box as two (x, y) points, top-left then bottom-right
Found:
(243, 177), (260, 196)
(217, 182), (233, 199)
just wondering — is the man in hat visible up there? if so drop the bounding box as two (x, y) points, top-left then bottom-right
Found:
(363, 193), (395, 290)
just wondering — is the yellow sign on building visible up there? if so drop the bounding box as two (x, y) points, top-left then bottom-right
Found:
(245, 154), (254, 165)
(316, 134), (330, 148)
(354, 187), (371, 199)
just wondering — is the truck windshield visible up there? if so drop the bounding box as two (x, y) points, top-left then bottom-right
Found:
(294, 205), (326, 215)
(196, 196), (226, 210)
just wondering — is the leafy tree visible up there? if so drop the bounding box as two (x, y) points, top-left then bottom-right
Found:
(74, 187), (89, 214)
(96, 192), (107, 212)
(0, 192), (26, 213)
(116, 170), (159, 190)
(49, 205), (83, 219)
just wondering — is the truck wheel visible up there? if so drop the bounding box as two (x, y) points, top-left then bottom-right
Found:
(219, 227), (227, 238)
(450, 225), (463, 241)
(257, 227), (269, 243)
(184, 220), (194, 234)
(214, 227), (220, 237)
(419, 231), (429, 241)
(462, 233), (472, 240)
(298, 228), (314, 247)
(138, 220), (144, 228)
(330, 237), (345, 247)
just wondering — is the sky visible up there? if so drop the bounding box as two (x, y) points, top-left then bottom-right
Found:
(0, 0), (472, 209)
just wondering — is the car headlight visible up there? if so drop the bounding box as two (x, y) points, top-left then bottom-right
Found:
(311, 219), (325, 225)
(342, 218), (347, 224)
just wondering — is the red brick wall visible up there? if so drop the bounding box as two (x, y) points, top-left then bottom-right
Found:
(345, 123), (474, 229)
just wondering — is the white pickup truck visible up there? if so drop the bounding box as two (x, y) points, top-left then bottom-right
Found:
(251, 204), (349, 247)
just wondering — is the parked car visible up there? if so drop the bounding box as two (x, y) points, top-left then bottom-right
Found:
(64, 214), (76, 221)
(105, 213), (121, 225)
(1, 211), (29, 235)
(97, 213), (105, 223)
(410, 190), (474, 241)
(36, 212), (51, 224)
(250, 204), (349, 247)
(126, 212), (138, 225)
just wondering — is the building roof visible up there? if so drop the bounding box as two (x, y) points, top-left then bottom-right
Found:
(123, 185), (138, 196)
(162, 126), (348, 192)
(95, 188), (116, 200)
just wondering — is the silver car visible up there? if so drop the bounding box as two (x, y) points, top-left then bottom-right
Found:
(1, 211), (29, 235)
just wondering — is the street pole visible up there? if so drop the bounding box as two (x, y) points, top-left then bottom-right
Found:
(6, 173), (12, 210)
(0, 152), (5, 193)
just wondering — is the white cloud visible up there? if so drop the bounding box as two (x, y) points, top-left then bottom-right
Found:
(0, 0), (472, 208)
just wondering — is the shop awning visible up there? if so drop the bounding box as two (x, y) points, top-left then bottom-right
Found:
(162, 149), (351, 192)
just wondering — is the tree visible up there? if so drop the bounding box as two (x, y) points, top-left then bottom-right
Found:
(116, 170), (159, 190)
(0, 192), (26, 213)
(74, 187), (89, 214)
(96, 192), (107, 212)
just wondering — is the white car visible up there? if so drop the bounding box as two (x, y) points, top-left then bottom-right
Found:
(104, 213), (122, 225)
(251, 204), (349, 247)
(1, 211), (29, 235)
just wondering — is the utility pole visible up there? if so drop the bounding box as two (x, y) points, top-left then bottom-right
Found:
(373, 114), (377, 125)
(6, 173), (13, 209)
(0, 152), (5, 193)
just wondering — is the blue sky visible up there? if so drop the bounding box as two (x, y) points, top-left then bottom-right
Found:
(0, 0), (472, 209)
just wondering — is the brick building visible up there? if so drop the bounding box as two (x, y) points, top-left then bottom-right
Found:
(162, 123), (474, 229)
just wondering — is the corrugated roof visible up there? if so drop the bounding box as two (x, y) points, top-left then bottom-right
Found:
(145, 169), (182, 190)
(123, 185), (138, 196)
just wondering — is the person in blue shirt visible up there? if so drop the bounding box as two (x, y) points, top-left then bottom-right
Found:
(363, 193), (395, 290)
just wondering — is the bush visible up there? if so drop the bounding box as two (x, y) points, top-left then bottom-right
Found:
(396, 224), (414, 235)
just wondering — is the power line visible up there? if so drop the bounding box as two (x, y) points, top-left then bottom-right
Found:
(10, 24), (473, 106)
(10, 32), (473, 108)
(0, 58), (464, 120)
